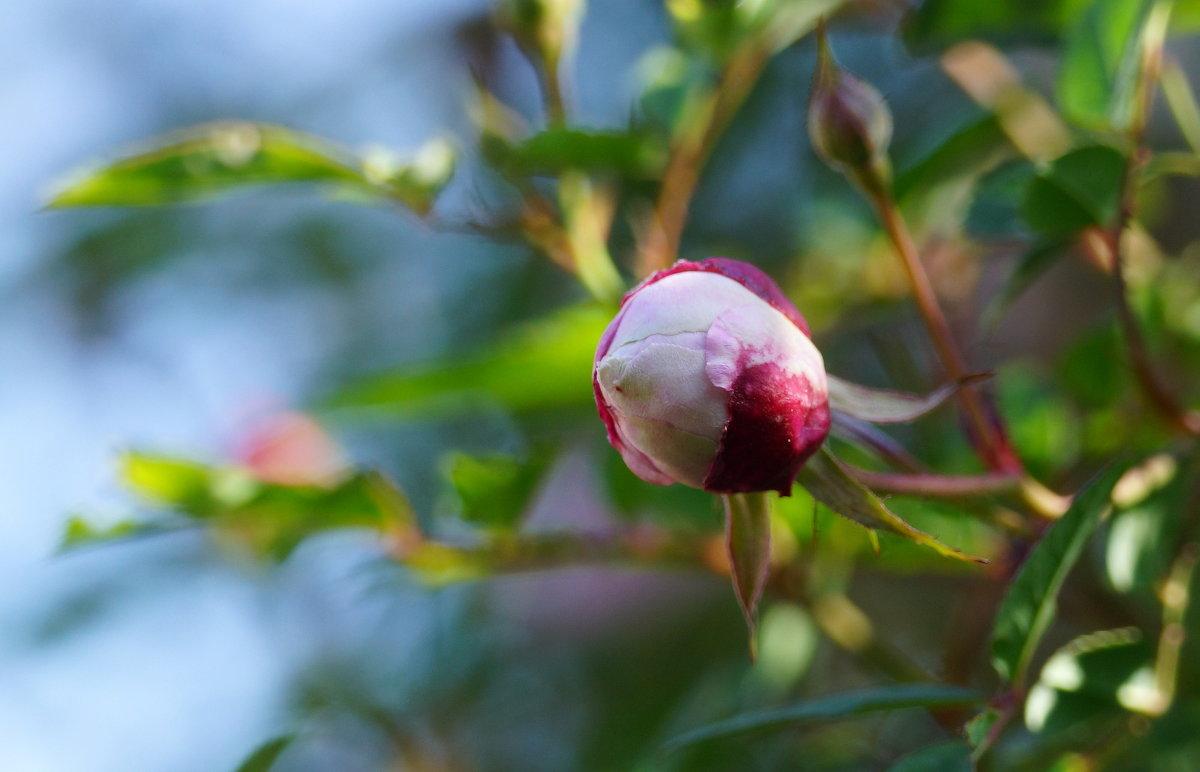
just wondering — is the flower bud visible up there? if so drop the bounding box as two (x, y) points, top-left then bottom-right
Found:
(593, 258), (830, 495)
(807, 33), (893, 193)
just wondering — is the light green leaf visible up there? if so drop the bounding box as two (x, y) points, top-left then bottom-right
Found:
(827, 373), (987, 424)
(662, 684), (983, 752)
(444, 451), (551, 532)
(233, 735), (295, 772)
(990, 462), (1130, 685)
(797, 447), (988, 564)
(1057, 0), (1153, 130)
(47, 123), (453, 213)
(887, 741), (972, 772)
(324, 303), (610, 416)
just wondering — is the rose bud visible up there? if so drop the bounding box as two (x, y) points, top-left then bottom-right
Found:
(593, 258), (830, 495)
(807, 30), (893, 195)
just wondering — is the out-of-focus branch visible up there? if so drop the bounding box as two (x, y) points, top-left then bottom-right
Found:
(637, 42), (770, 277)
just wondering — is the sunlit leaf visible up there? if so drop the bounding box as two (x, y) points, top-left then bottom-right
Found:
(444, 451), (551, 532)
(324, 303), (610, 416)
(1022, 145), (1125, 236)
(1057, 0), (1153, 130)
(1024, 628), (1156, 734)
(662, 684), (982, 752)
(796, 447), (988, 564)
(232, 735), (295, 772)
(886, 741), (972, 771)
(827, 373), (987, 425)
(990, 462), (1130, 685)
(47, 122), (452, 214)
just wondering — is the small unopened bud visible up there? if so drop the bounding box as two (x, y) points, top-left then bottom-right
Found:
(807, 31), (893, 194)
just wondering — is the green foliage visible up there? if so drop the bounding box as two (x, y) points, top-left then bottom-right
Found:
(991, 462), (1130, 685)
(1022, 145), (1126, 236)
(485, 128), (667, 179)
(443, 451), (551, 532)
(1057, 0), (1153, 130)
(232, 736), (294, 772)
(886, 741), (972, 772)
(662, 684), (982, 751)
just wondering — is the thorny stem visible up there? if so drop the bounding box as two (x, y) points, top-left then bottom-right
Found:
(870, 193), (1069, 519)
(637, 41), (771, 277)
(1103, 0), (1200, 437)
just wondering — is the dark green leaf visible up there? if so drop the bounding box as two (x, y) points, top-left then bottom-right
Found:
(887, 741), (972, 772)
(827, 373), (988, 425)
(1057, 0), (1153, 130)
(903, 0), (1089, 53)
(990, 462), (1130, 685)
(486, 128), (667, 179)
(324, 303), (609, 416)
(444, 451), (551, 532)
(233, 735), (295, 772)
(966, 159), (1037, 238)
(893, 114), (1012, 203)
(1022, 145), (1126, 236)
(662, 684), (983, 752)
(797, 447), (988, 564)
(1024, 628), (1155, 735)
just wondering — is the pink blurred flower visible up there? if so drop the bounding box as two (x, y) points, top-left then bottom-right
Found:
(593, 258), (830, 495)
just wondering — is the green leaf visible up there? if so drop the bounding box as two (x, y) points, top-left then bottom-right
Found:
(887, 741), (973, 772)
(826, 373), (988, 425)
(232, 735), (294, 772)
(722, 492), (772, 654)
(903, 0), (1089, 53)
(93, 454), (415, 561)
(1024, 628), (1155, 735)
(486, 128), (667, 179)
(990, 462), (1130, 685)
(894, 115), (1011, 202)
(982, 238), (1072, 329)
(47, 123), (453, 214)
(662, 684), (983, 752)
(444, 451), (551, 532)
(58, 516), (179, 552)
(796, 447), (988, 564)
(1022, 145), (1126, 236)
(1057, 0), (1153, 130)
(324, 303), (609, 416)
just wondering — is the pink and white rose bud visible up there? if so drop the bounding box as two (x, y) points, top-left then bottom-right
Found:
(593, 258), (830, 495)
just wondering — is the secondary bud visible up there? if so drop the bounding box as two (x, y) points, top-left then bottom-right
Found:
(807, 32), (893, 192)
(593, 258), (830, 495)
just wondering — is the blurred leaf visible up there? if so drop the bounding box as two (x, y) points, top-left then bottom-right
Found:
(1022, 145), (1125, 236)
(1057, 0), (1152, 130)
(886, 741), (972, 771)
(966, 160), (1037, 238)
(233, 735), (294, 772)
(486, 128), (667, 179)
(444, 451), (551, 532)
(662, 684), (982, 752)
(990, 462), (1130, 685)
(95, 453), (413, 560)
(47, 122), (452, 214)
(796, 447), (988, 564)
(723, 491), (772, 651)
(827, 373), (987, 425)
(894, 114), (1011, 202)
(983, 239), (1072, 328)
(58, 516), (181, 552)
(1024, 628), (1155, 735)
(325, 303), (610, 415)
(903, 0), (1089, 52)
(1105, 454), (1189, 593)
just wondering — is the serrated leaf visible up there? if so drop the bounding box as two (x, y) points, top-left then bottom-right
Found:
(324, 303), (609, 416)
(887, 741), (972, 772)
(47, 123), (452, 213)
(445, 451), (551, 532)
(723, 491), (772, 656)
(990, 462), (1130, 685)
(796, 447), (987, 564)
(662, 684), (983, 752)
(233, 735), (294, 772)
(827, 373), (987, 425)
(1022, 145), (1126, 236)
(1057, 0), (1153, 130)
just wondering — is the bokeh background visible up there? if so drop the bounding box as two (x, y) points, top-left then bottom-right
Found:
(6, 0), (1200, 770)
